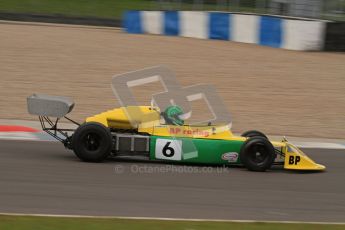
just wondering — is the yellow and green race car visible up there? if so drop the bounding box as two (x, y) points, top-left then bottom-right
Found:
(27, 94), (325, 172)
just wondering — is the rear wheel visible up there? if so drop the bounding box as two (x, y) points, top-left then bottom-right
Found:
(241, 130), (268, 139)
(72, 122), (113, 162)
(240, 137), (276, 172)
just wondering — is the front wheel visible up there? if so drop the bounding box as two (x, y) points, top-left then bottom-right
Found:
(240, 137), (276, 172)
(72, 122), (113, 162)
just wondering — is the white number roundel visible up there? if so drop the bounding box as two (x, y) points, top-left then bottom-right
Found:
(155, 139), (182, 161)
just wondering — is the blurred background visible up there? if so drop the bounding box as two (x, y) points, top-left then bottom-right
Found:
(0, 0), (344, 138)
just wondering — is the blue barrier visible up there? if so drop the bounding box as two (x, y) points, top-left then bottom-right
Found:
(259, 16), (282, 48)
(164, 11), (179, 36)
(124, 11), (142, 34)
(209, 12), (230, 40)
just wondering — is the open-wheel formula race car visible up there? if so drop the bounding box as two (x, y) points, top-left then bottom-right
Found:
(27, 66), (325, 171)
(26, 68), (325, 172)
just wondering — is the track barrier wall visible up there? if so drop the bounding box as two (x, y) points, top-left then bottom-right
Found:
(324, 22), (345, 51)
(123, 11), (327, 51)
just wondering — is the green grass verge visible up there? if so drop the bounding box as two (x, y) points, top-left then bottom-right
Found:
(0, 215), (344, 230)
(0, 0), (344, 21)
(0, 0), (268, 20)
(0, 0), (157, 20)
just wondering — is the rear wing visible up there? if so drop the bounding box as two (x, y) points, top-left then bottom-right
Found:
(27, 94), (78, 147)
(27, 94), (74, 118)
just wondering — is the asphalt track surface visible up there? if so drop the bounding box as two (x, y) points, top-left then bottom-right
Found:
(0, 140), (344, 222)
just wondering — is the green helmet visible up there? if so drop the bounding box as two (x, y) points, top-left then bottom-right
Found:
(162, 105), (184, 126)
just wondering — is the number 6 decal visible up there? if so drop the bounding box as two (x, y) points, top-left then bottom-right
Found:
(155, 139), (182, 160)
(163, 142), (175, 157)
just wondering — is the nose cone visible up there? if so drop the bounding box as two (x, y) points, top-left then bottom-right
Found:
(315, 163), (326, 171)
(284, 144), (326, 171)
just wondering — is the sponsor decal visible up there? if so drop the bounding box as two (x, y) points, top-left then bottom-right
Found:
(221, 152), (239, 163)
(169, 127), (210, 137)
(288, 155), (301, 165)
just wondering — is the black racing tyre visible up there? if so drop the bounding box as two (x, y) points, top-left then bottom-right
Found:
(72, 122), (113, 162)
(241, 130), (268, 139)
(240, 137), (276, 172)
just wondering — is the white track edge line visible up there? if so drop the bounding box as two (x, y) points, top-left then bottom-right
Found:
(0, 212), (344, 225)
